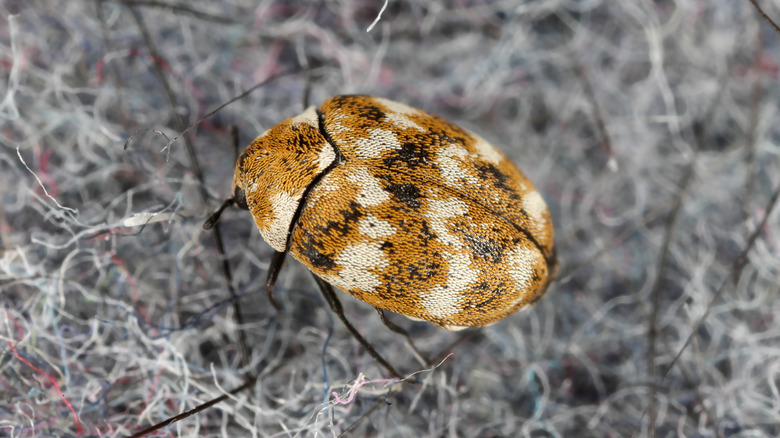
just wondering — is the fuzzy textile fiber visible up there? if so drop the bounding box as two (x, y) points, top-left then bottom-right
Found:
(2, 1), (780, 437)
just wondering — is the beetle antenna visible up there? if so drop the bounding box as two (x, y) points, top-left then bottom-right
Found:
(203, 197), (235, 230)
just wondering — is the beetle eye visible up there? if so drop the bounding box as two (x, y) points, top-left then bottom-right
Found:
(234, 186), (249, 210)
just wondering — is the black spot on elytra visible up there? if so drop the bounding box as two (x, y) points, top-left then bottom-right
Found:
(297, 233), (336, 271)
(378, 280), (414, 301)
(531, 266), (542, 283)
(359, 105), (385, 122)
(436, 133), (468, 146)
(385, 183), (422, 209)
(309, 251), (335, 270)
(383, 142), (432, 169)
(406, 262), (442, 282)
(329, 95), (358, 106)
(317, 201), (363, 237)
(475, 162), (520, 200)
(462, 233), (505, 263)
(339, 200), (363, 223)
(418, 220), (437, 245)
(380, 241), (395, 255)
(463, 283), (506, 311)
(237, 150), (251, 174)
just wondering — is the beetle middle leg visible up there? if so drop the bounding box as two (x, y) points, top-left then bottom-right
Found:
(373, 307), (431, 366)
(310, 273), (403, 379)
(264, 250), (286, 311)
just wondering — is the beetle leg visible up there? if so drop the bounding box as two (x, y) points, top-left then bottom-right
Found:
(202, 126), (241, 231)
(229, 124), (240, 163)
(311, 274), (403, 379)
(373, 307), (431, 366)
(265, 250), (286, 311)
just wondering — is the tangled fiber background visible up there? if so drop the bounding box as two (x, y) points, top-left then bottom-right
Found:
(2, 1), (780, 436)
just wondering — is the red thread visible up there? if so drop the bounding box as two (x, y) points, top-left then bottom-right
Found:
(7, 314), (83, 434)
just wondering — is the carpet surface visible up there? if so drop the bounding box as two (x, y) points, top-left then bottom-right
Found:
(2, 1), (779, 436)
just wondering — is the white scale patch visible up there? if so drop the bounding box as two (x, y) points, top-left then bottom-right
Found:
(426, 198), (468, 245)
(328, 111), (352, 134)
(372, 97), (427, 133)
(423, 252), (478, 319)
(471, 133), (503, 165)
(319, 182), (341, 192)
(357, 213), (396, 239)
(507, 246), (542, 308)
(522, 190), (547, 228)
(262, 190), (300, 252)
(384, 112), (426, 131)
(247, 181), (261, 199)
(308, 180), (341, 204)
(373, 97), (419, 115)
(316, 143), (336, 172)
(354, 128), (402, 158)
(437, 145), (480, 188)
(421, 197), (477, 319)
(346, 168), (390, 207)
(290, 106), (319, 128)
(326, 242), (388, 292)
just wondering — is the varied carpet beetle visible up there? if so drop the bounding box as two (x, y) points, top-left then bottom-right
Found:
(207, 95), (556, 331)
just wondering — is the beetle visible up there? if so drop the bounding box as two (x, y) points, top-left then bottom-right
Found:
(205, 94), (555, 340)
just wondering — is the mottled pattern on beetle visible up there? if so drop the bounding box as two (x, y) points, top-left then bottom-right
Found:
(282, 96), (554, 328)
(233, 106), (335, 251)
(292, 165), (550, 328)
(319, 96), (554, 259)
